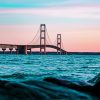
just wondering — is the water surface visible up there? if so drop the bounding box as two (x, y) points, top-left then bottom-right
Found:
(0, 54), (100, 81)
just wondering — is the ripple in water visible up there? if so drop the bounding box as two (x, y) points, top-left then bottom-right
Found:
(0, 54), (99, 81)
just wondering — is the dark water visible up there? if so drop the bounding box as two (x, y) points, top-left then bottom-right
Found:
(0, 54), (100, 99)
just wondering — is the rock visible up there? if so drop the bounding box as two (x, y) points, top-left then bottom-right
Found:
(0, 74), (100, 100)
(89, 73), (100, 84)
(44, 77), (92, 93)
(0, 80), (50, 100)
(92, 81), (100, 97)
(24, 80), (92, 100)
(0, 79), (93, 100)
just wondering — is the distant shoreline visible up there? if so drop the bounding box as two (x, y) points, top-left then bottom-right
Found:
(67, 52), (100, 55)
(0, 51), (100, 55)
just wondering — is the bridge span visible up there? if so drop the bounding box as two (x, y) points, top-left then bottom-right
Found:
(0, 44), (66, 54)
(0, 24), (67, 54)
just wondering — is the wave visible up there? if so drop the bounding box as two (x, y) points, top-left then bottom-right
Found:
(0, 73), (31, 79)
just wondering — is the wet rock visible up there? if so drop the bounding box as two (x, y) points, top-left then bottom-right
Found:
(0, 79), (93, 100)
(92, 81), (100, 97)
(89, 73), (100, 84)
(0, 74), (100, 100)
(44, 77), (92, 93)
(0, 80), (50, 100)
(23, 80), (92, 99)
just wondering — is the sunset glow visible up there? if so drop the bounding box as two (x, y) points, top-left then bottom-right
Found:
(0, 0), (100, 52)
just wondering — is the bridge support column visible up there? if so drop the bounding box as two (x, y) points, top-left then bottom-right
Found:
(9, 48), (13, 54)
(17, 45), (27, 54)
(40, 24), (46, 54)
(15, 48), (18, 54)
(2, 48), (6, 54)
(57, 34), (62, 54)
(29, 48), (32, 54)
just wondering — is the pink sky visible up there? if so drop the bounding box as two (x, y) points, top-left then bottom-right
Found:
(0, 4), (100, 52)
(0, 24), (100, 52)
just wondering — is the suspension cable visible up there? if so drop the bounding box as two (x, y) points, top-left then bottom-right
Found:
(27, 27), (40, 45)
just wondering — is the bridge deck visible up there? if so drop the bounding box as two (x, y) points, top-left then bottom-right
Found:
(0, 44), (66, 54)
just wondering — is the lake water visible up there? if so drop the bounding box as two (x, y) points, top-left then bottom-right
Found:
(0, 54), (100, 82)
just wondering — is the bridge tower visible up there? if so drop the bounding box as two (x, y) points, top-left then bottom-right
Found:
(40, 24), (46, 54)
(57, 34), (62, 54)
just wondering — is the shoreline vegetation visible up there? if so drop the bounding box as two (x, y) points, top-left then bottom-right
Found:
(0, 73), (100, 100)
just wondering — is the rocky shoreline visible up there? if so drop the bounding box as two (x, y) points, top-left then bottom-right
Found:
(0, 74), (100, 100)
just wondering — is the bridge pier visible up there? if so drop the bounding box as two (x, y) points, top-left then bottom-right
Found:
(9, 48), (13, 54)
(2, 48), (6, 54)
(15, 48), (18, 54)
(17, 45), (27, 54)
(29, 48), (32, 54)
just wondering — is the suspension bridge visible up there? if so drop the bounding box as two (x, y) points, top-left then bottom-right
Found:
(0, 24), (66, 54)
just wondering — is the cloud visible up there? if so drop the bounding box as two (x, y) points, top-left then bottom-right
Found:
(0, 5), (100, 20)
